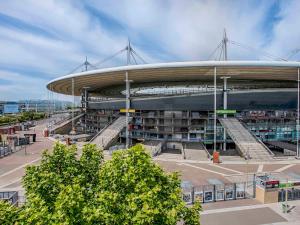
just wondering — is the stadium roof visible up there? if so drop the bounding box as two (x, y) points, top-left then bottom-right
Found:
(47, 61), (300, 96)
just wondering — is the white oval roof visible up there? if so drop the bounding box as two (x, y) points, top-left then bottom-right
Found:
(47, 60), (300, 96)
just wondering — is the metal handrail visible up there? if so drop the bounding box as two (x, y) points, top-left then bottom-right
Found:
(239, 120), (275, 156)
(89, 117), (119, 143)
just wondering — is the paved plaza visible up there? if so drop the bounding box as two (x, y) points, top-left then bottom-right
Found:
(1, 120), (300, 225)
(0, 119), (54, 190)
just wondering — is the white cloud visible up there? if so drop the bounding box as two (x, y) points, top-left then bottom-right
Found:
(0, 70), (47, 101)
(89, 0), (276, 60)
(0, 0), (300, 100)
(265, 0), (300, 60)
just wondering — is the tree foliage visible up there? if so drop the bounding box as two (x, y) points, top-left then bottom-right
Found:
(85, 144), (201, 225)
(0, 112), (46, 126)
(0, 200), (19, 225)
(0, 143), (201, 224)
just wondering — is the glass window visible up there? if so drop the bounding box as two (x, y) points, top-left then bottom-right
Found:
(216, 190), (224, 201)
(204, 191), (214, 202)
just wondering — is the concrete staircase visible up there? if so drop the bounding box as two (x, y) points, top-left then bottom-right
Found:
(90, 116), (126, 150)
(219, 118), (274, 161)
(50, 113), (84, 134)
(184, 142), (210, 161)
(143, 140), (163, 156)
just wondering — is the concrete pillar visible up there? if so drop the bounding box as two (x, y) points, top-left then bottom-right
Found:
(221, 76), (230, 151)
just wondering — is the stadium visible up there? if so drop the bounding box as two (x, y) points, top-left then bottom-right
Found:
(46, 56), (300, 161)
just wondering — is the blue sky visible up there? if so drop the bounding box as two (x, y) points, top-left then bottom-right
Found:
(0, 0), (300, 100)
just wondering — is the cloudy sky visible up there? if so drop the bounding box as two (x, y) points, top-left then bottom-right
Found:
(0, 0), (300, 100)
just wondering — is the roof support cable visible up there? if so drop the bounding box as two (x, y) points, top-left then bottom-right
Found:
(94, 47), (127, 68)
(131, 49), (147, 64)
(67, 62), (86, 75)
(217, 44), (224, 61)
(229, 40), (287, 61)
(130, 51), (138, 65)
(207, 41), (223, 60)
(286, 49), (300, 60)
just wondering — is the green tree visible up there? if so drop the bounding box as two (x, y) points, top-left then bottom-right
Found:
(21, 142), (103, 224)
(4, 143), (200, 224)
(84, 144), (201, 225)
(0, 200), (19, 225)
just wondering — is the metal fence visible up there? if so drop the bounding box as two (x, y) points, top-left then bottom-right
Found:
(0, 143), (29, 158)
(0, 145), (13, 157)
(0, 191), (19, 205)
(278, 187), (300, 202)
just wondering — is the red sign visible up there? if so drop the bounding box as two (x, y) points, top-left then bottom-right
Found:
(266, 180), (279, 189)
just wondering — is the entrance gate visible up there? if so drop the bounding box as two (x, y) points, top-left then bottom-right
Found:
(181, 181), (251, 204)
(278, 187), (300, 202)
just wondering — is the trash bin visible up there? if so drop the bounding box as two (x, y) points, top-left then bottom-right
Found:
(43, 128), (49, 137)
(213, 151), (220, 163)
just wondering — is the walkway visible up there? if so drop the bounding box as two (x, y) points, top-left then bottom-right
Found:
(90, 116), (126, 150)
(184, 142), (210, 161)
(0, 119), (54, 189)
(219, 118), (273, 161)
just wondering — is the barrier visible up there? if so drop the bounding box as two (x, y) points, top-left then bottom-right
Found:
(181, 181), (252, 204)
(0, 191), (18, 205)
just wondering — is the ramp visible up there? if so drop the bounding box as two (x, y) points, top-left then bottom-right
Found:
(143, 140), (163, 156)
(90, 116), (126, 150)
(50, 113), (84, 134)
(184, 142), (210, 160)
(219, 118), (273, 160)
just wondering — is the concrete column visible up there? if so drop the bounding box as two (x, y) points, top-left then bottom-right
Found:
(221, 76), (230, 151)
(214, 67), (217, 152)
(125, 71), (132, 149)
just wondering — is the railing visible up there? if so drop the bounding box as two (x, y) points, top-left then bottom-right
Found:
(0, 146), (13, 158)
(0, 191), (19, 205)
(151, 142), (163, 157)
(0, 142), (29, 158)
(240, 120), (275, 157)
(89, 117), (118, 144)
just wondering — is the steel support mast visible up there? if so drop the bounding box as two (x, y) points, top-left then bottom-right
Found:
(221, 76), (230, 151)
(71, 78), (75, 134)
(125, 40), (131, 149)
(214, 67), (217, 152)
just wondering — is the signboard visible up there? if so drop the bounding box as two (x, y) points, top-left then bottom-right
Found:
(216, 109), (236, 115)
(265, 180), (279, 189)
(279, 183), (294, 188)
(194, 191), (203, 203)
(120, 109), (135, 113)
(4, 104), (19, 114)
(182, 192), (193, 204)
(279, 182), (300, 188)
